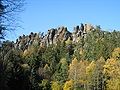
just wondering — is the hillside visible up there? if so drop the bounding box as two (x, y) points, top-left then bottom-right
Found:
(0, 23), (120, 90)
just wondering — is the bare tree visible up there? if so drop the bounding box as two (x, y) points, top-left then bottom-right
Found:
(0, 0), (24, 39)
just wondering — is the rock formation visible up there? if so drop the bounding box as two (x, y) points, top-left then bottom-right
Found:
(15, 23), (94, 50)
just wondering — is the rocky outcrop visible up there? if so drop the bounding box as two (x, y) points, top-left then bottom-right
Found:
(15, 23), (94, 50)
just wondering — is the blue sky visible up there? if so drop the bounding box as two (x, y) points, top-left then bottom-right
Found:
(7, 0), (120, 41)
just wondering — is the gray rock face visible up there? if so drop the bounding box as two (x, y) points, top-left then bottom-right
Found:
(15, 23), (94, 50)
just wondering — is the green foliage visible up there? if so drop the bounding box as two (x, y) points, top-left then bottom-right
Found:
(1, 29), (120, 90)
(83, 30), (120, 60)
(52, 58), (68, 84)
(39, 79), (51, 90)
(0, 41), (31, 90)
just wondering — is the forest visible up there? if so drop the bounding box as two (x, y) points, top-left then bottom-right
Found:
(1, 0), (120, 90)
(0, 27), (120, 90)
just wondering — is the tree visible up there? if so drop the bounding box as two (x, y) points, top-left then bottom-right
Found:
(0, 0), (24, 39)
(0, 41), (14, 89)
(86, 61), (96, 90)
(68, 58), (79, 89)
(52, 58), (68, 84)
(68, 58), (88, 90)
(112, 48), (120, 60)
(103, 58), (120, 90)
(63, 80), (74, 90)
(93, 57), (105, 90)
(43, 64), (51, 79)
(0, 41), (31, 90)
(51, 81), (61, 90)
(39, 79), (51, 90)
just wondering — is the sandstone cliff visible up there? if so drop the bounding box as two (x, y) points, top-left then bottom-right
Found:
(15, 23), (94, 50)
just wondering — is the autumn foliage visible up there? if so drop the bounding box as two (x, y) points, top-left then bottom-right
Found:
(1, 29), (120, 90)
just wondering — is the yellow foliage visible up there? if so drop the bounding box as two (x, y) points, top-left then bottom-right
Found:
(79, 48), (83, 55)
(69, 58), (79, 80)
(85, 61), (96, 89)
(103, 58), (120, 90)
(103, 58), (120, 77)
(69, 58), (88, 89)
(106, 78), (120, 90)
(112, 48), (120, 59)
(65, 37), (72, 45)
(51, 81), (61, 90)
(63, 80), (73, 90)
(79, 60), (88, 80)
(69, 58), (78, 67)
(86, 61), (96, 75)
